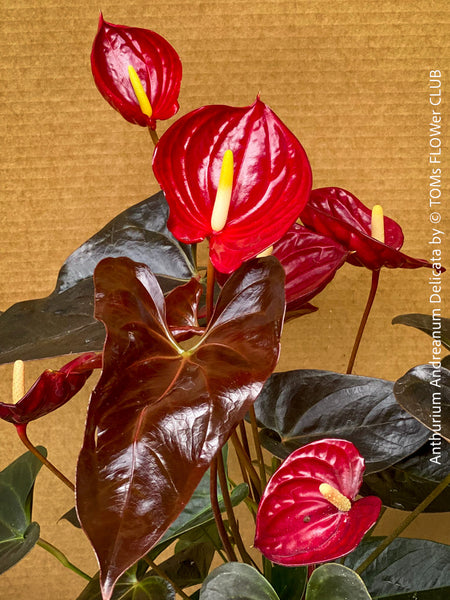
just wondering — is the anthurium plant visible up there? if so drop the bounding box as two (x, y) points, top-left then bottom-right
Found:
(0, 15), (449, 600)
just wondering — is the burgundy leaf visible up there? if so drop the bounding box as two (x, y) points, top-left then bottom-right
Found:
(272, 223), (348, 311)
(0, 353), (100, 425)
(165, 277), (204, 341)
(301, 188), (432, 270)
(91, 15), (182, 129)
(152, 97), (312, 273)
(254, 439), (381, 565)
(76, 256), (285, 600)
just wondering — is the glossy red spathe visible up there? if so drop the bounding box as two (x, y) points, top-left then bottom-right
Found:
(254, 439), (381, 565)
(0, 353), (100, 426)
(301, 188), (432, 271)
(91, 15), (182, 129)
(152, 97), (312, 273)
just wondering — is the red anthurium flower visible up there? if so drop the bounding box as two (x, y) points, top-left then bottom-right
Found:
(0, 353), (101, 426)
(91, 15), (182, 129)
(272, 223), (348, 313)
(300, 188), (432, 271)
(152, 97), (312, 273)
(254, 439), (382, 565)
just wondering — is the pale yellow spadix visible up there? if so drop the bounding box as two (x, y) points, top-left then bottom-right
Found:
(128, 65), (153, 118)
(12, 360), (25, 405)
(211, 149), (234, 232)
(319, 483), (351, 512)
(371, 204), (385, 243)
(257, 245), (274, 258)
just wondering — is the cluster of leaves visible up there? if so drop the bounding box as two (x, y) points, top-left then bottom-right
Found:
(0, 14), (449, 600)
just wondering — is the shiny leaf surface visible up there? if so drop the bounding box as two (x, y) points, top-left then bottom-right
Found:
(254, 370), (430, 472)
(91, 15), (182, 128)
(77, 569), (175, 600)
(301, 188), (431, 270)
(0, 192), (195, 364)
(272, 224), (348, 311)
(305, 564), (371, 600)
(199, 563), (280, 600)
(394, 365), (450, 441)
(254, 440), (381, 566)
(360, 441), (450, 511)
(153, 98), (311, 273)
(344, 538), (450, 598)
(392, 314), (450, 351)
(0, 353), (99, 425)
(269, 564), (308, 600)
(76, 256), (285, 599)
(0, 448), (46, 573)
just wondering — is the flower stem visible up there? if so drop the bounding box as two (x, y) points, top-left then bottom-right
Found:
(143, 556), (190, 600)
(206, 258), (216, 323)
(15, 424), (75, 492)
(230, 431), (262, 499)
(37, 538), (90, 581)
(356, 470), (450, 575)
(148, 126), (159, 146)
(248, 405), (267, 490)
(210, 456), (237, 562)
(346, 269), (380, 374)
(216, 450), (254, 566)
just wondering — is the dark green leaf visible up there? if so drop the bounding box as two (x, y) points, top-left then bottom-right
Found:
(375, 587), (450, 599)
(0, 448), (46, 573)
(149, 542), (215, 589)
(254, 370), (429, 473)
(199, 563), (280, 600)
(344, 538), (450, 597)
(77, 568), (175, 600)
(305, 564), (371, 600)
(269, 564), (307, 600)
(361, 440), (450, 511)
(392, 314), (450, 351)
(0, 192), (196, 364)
(394, 365), (450, 441)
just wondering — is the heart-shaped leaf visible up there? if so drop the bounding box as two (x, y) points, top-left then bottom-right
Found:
(305, 563), (372, 600)
(148, 541), (215, 589)
(375, 587), (450, 599)
(77, 568), (175, 600)
(199, 563), (280, 600)
(269, 564), (308, 600)
(76, 256), (285, 600)
(254, 370), (430, 473)
(392, 314), (450, 351)
(394, 365), (450, 441)
(0, 192), (195, 364)
(0, 448), (46, 573)
(344, 538), (450, 597)
(360, 440), (450, 511)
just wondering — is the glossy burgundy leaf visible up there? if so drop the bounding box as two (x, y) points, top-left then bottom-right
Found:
(164, 277), (204, 341)
(300, 188), (432, 270)
(91, 15), (182, 129)
(152, 98), (312, 273)
(0, 353), (100, 426)
(254, 439), (381, 566)
(272, 223), (348, 312)
(76, 256), (285, 600)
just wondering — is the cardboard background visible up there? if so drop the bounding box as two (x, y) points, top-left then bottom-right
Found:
(0, 1), (449, 597)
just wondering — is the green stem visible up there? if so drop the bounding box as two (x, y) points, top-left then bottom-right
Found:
(216, 450), (254, 566)
(249, 405), (267, 490)
(210, 456), (237, 562)
(346, 269), (380, 374)
(37, 538), (90, 581)
(230, 431), (261, 499)
(16, 424), (75, 492)
(356, 471), (450, 575)
(148, 126), (159, 146)
(143, 556), (190, 600)
(206, 258), (215, 323)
